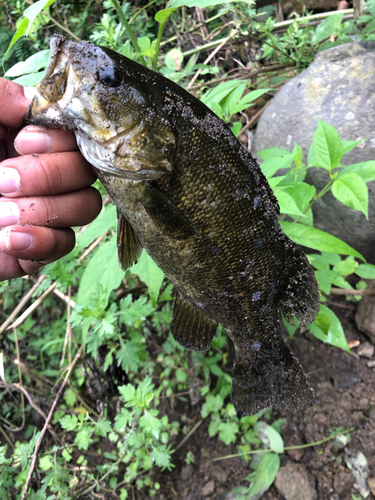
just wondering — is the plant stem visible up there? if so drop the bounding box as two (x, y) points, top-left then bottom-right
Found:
(153, 19), (168, 71)
(109, 0), (147, 67)
(212, 426), (355, 461)
(293, 178), (335, 224)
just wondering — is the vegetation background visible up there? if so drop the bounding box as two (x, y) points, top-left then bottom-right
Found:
(1, 0), (375, 498)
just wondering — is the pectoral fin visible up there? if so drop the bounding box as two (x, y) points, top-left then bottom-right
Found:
(141, 184), (200, 240)
(117, 212), (143, 271)
(172, 294), (218, 351)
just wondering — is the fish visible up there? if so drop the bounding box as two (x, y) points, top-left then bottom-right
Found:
(26, 35), (320, 416)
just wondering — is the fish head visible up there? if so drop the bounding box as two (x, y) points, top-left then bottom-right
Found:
(26, 35), (176, 180)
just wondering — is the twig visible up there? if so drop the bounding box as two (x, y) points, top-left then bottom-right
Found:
(329, 288), (375, 296)
(21, 345), (84, 500)
(0, 382), (47, 421)
(78, 234), (105, 262)
(172, 419), (203, 453)
(212, 426), (355, 461)
(187, 30), (237, 89)
(0, 274), (46, 335)
(7, 282), (57, 330)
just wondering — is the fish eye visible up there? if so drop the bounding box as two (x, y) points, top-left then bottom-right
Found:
(97, 66), (122, 87)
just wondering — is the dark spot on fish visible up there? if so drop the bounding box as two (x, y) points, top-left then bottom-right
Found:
(254, 238), (265, 249)
(253, 195), (261, 209)
(211, 245), (220, 254)
(97, 65), (122, 87)
(252, 291), (261, 301)
(251, 341), (261, 351)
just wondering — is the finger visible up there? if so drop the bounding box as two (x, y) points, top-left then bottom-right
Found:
(0, 79), (31, 129)
(0, 225), (75, 262)
(0, 252), (49, 280)
(0, 187), (102, 229)
(0, 151), (97, 197)
(14, 126), (79, 155)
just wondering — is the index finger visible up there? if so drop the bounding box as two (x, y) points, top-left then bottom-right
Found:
(0, 78), (31, 129)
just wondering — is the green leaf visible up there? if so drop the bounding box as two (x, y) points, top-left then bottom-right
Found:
(76, 204), (117, 251)
(259, 154), (293, 179)
(355, 264), (375, 279)
(200, 80), (242, 107)
(140, 410), (163, 438)
(218, 421), (239, 445)
(313, 309), (331, 336)
(119, 295), (155, 326)
(342, 139), (364, 155)
(78, 237), (125, 308)
(75, 426), (92, 450)
(339, 161), (375, 183)
(11, 71), (46, 86)
(332, 256), (357, 276)
(245, 453), (280, 499)
(4, 49), (50, 77)
(280, 221), (364, 260)
(257, 147), (291, 161)
(313, 119), (343, 171)
(131, 251), (164, 306)
(59, 415), (78, 432)
(254, 421), (284, 453)
(312, 13), (344, 44)
(231, 122), (242, 137)
(155, 7), (178, 23)
(332, 172), (368, 218)
(164, 47), (183, 70)
(201, 394), (224, 418)
(170, 0), (250, 6)
(274, 190), (308, 221)
(150, 446), (172, 468)
(2, 18), (29, 65)
(309, 305), (350, 352)
(116, 338), (141, 372)
(230, 88), (271, 115)
(314, 270), (339, 295)
(292, 142), (303, 169)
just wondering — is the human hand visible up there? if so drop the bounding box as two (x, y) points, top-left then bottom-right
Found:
(0, 78), (102, 280)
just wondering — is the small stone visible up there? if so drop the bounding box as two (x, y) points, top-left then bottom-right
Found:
(275, 462), (318, 500)
(368, 477), (375, 496)
(181, 464), (194, 481)
(368, 360), (375, 368)
(202, 480), (215, 496)
(333, 369), (361, 388)
(357, 342), (375, 358)
(210, 465), (228, 485)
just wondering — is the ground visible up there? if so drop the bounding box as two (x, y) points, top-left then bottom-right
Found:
(144, 297), (375, 500)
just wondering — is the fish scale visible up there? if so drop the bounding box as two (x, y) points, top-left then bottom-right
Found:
(26, 35), (320, 416)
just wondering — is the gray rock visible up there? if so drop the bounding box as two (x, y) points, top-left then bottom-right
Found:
(274, 462), (318, 500)
(357, 341), (374, 358)
(202, 480), (215, 496)
(210, 465), (228, 485)
(332, 368), (361, 388)
(253, 43), (375, 263)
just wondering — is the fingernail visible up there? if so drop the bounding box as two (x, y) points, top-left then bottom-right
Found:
(0, 202), (20, 226)
(0, 230), (33, 251)
(0, 167), (21, 194)
(14, 126), (52, 155)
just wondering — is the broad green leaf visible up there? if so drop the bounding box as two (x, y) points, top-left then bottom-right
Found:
(342, 139), (364, 155)
(274, 190), (308, 222)
(281, 182), (316, 214)
(339, 161), (375, 183)
(309, 305), (350, 352)
(2, 18), (29, 65)
(155, 7), (178, 23)
(259, 154), (293, 179)
(312, 13), (344, 44)
(245, 453), (280, 499)
(254, 422), (284, 453)
(257, 147), (290, 161)
(282, 314), (299, 338)
(355, 263), (375, 279)
(78, 237), (125, 307)
(332, 256), (357, 276)
(313, 119), (343, 171)
(11, 71), (46, 86)
(218, 421), (239, 445)
(231, 122), (242, 137)
(313, 309), (331, 335)
(320, 251), (341, 266)
(230, 88), (271, 115)
(280, 221), (364, 260)
(224, 82), (246, 118)
(116, 338), (141, 372)
(131, 251), (165, 306)
(23, 0), (58, 27)
(4, 49), (50, 77)
(292, 142), (303, 169)
(150, 446), (172, 468)
(333, 275), (353, 289)
(314, 269), (339, 294)
(200, 80), (242, 106)
(76, 204), (117, 252)
(308, 253), (330, 270)
(332, 173), (368, 218)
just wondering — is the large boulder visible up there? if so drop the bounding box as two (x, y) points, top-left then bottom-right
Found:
(252, 43), (375, 263)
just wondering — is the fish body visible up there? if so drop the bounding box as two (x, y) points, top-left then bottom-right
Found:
(26, 36), (320, 416)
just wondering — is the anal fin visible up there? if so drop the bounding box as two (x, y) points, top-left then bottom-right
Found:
(141, 184), (200, 240)
(172, 294), (217, 351)
(117, 212), (143, 271)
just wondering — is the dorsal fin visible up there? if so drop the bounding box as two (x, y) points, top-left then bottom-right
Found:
(117, 212), (143, 271)
(140, 184), (201, 240)
(172, 293), (218, 351)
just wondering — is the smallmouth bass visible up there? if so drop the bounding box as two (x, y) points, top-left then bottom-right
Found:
(26, 35), (320, 416)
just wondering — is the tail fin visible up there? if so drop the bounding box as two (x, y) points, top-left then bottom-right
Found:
(231, 334), (314, 417)
(279, 240), (320, 327)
